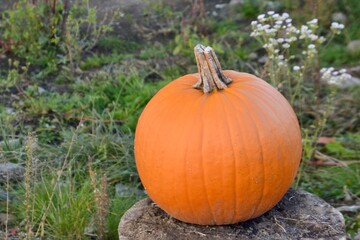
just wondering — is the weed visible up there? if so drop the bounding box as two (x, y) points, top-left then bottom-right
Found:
(89, 164), (109, 240)
(0, 0), (117, 77)
(106, 196), (140, 240)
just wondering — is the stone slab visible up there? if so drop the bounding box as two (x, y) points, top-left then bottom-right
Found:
(118, 189), (346, 240)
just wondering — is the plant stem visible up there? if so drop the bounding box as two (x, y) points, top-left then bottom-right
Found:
(193, 44), (232, 93)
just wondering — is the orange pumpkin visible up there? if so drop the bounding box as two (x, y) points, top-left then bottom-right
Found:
(134, 44), (302, 225)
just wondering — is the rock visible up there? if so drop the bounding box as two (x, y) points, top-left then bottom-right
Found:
(331, 12), (348, 24)
(248, 52), (258, 61)
(215, 4), (227, 9)
(344, 77), (360, 87)
(118, 189), (346, 240)
(355, 228), (360, 240)
(348, 65), (360, 78)
(115, 183), (144, 198)
(0, 213), (16, 226)
(0, 187), (14, 202)
(258, 55), (268, 64)
(347, 40), (360, 55)
(0, 163), (25, 183)
(5, 107), (15, 114)
(229, 0), (244, 6)
(38, 86), (46, 95)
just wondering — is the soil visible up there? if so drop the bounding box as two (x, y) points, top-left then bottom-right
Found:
(118, 189), (346, 240)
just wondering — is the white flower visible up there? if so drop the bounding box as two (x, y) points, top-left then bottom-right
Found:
(308, 44), (316, 49)
(285, 19), (292, 23)
(332, 71), (339, 76)
(301, 25), (308, 31)
(267, 11), (275, 15)
(282, 12), (289, 19)
(257, 14), (266, 21)
(339, 69), (347, 74)
(307, 19), (318, 25)
(278, 55), (284, 60)
(275, 20), (283, 25)
(293, 66), (300, 71)
(277, 38), (284, 43)
(282, 43), (290, 48)
(251, 21), (258, 26)
(273, 13), (280, 19)
(318, 36), (326, 43)
(331, 22), (344, 29)
(340, 73), (351, 81)
(309, 34), (318, 41)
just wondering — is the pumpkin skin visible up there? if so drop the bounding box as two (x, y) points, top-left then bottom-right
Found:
(134, 70), (302, 225)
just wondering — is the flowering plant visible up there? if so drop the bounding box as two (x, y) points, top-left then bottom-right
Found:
(250, 11), (350, 104)
(250, 11), (352, 164)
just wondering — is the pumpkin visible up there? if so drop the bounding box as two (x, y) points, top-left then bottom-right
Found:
(134, 44), (302, 225)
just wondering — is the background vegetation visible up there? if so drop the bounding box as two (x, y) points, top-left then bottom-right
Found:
(0, 0), (359, 239)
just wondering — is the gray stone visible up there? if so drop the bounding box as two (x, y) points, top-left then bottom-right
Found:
(38, 86), (46, 95)
(229, 0), (244, 6)
(5, 108), (15, 114)
(343, 77), (360, 87)
(331, 12), (348, 24)
(347, 40), (360, 55)
(118, 189), (346, 240)
(258, 55), (268, 64)
(348, 65), (360, 77)
(0, 213), (15, 226)
(248, 52), (258, 61)
(0, 163), (25, 183)
(115, 183), (144, 198)
(0, 187), (14, 202)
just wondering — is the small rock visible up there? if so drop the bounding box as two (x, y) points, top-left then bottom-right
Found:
(248, 52), (258, 61)
(347, 40), (360, 55)
(5, 107), (15, 114)
(340, 76), (360, 88)
(0, 187), (14, 202)
(0, 213), (16, 226)
(115, 183), (144, 198)
(229, 0), (243, 6)
(215, 4), (227, 9)
(348, 65), (360, 77)
(265, 2), (281, 11)
(38, 86), (46, 95)
(332, 12), (347, 24)
(355, 228), (360, 240)
(0, 163), (25, 183)
(258, 55), (268, 64)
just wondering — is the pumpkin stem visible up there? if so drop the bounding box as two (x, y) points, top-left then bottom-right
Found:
(193, 44), (232, 93)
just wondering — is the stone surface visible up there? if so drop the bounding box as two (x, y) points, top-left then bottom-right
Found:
(0, 163), (25, 183)
(0, 213), (15, 226)
(347, 40), (360, 55)
(0, 187), (14, 202)
(118, 189), (346, 240)
(115, 183), (144, 198)
(332, 12), (348, 24)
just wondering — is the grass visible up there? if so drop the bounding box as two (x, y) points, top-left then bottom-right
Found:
(0, 0), (359, 239)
